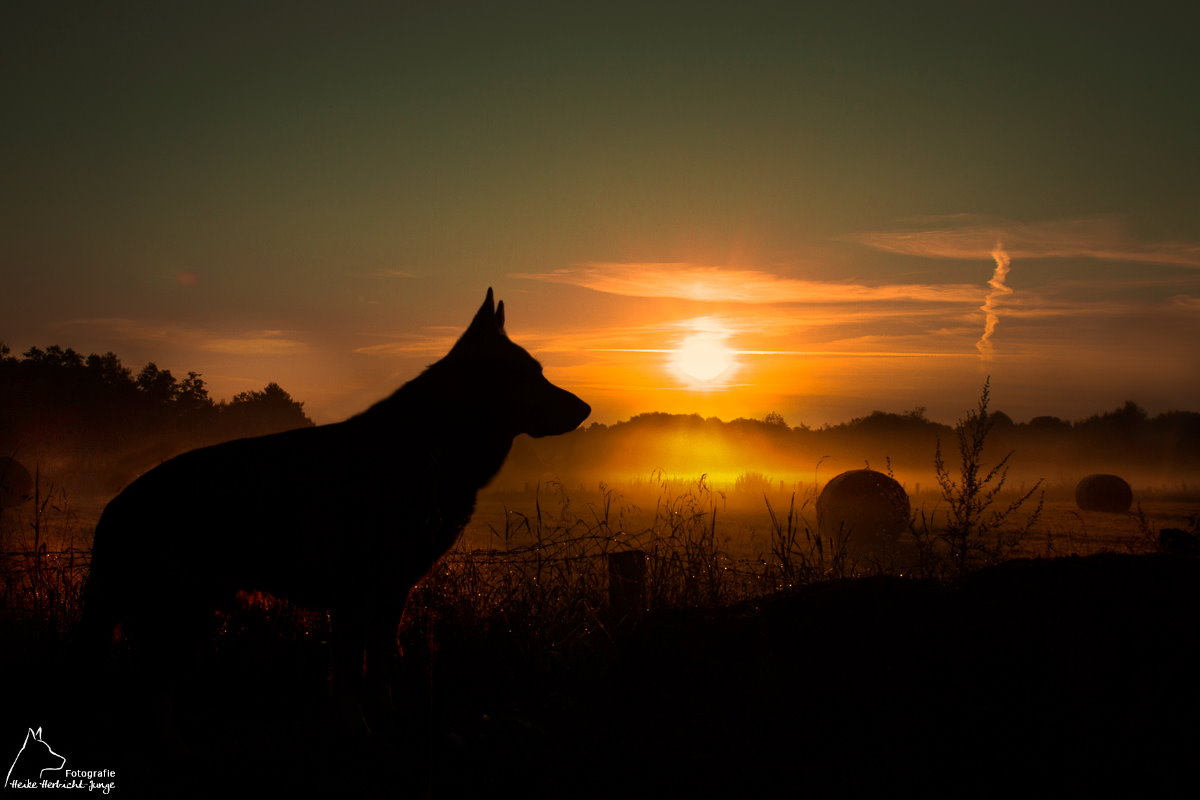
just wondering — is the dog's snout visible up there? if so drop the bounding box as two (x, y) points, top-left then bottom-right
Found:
(552, 385), (590, 429)
(524, 383), (590, 437)
(570, 393), (591, 426)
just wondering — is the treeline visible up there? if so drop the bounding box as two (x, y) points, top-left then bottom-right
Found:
(4, 341), (1197, 493)
(0, 343), (312, 490)
(504, 402), (1200, 487)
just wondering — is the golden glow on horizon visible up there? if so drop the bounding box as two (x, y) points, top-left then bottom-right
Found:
(671, 333), (737, 383)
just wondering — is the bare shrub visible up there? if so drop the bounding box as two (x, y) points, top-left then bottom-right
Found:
(922, 379), (1044, 578)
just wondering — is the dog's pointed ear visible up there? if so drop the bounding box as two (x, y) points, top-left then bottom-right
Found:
(467, 287), (496, 334)
(455, 288), (503, 351)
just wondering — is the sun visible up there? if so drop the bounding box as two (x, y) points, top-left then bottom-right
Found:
(671, 333), (736, 383)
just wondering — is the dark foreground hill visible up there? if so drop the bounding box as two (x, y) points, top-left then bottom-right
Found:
(4, 552), (1198, 797)
(604, 553), (1199, 797)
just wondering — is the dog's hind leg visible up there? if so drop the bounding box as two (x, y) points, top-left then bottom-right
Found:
(327, 604), (376, 736)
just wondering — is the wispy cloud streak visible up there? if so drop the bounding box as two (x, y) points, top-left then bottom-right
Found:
(353, 329), (461, 356)
(853, 215), (1200, 267)
(59, 318), (311, 356)
(976, 242), (1014, 360)
(512, 263), (980, 303)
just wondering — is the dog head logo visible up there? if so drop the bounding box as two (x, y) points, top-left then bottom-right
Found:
(5, 727), (66, 786)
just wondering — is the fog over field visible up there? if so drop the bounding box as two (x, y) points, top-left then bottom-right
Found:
(493, 404), (1200, 496)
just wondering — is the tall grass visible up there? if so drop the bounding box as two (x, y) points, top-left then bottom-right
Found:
(402, 474), (779, 670)
(0, 473), (91, 632)
(763, 488), (853, 587)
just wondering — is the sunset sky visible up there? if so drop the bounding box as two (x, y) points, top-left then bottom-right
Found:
(4, 2), (1197, 427)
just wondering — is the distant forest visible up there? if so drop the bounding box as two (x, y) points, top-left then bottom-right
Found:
(0, 344), (311, 491)
(2, 343), (1198, 494)
(503, 401), (1200, 490)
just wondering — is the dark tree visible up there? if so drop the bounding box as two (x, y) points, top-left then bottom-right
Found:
(219, 382), (313, 440)
(0, 345), (312, 487)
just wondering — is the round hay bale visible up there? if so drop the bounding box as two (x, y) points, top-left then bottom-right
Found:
(1075, 473), (1133, 513)
(0, 457), (34, 509)
(817, 469), (911, 549)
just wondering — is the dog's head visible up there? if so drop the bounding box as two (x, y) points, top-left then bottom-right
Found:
(447, 288), (590, 438)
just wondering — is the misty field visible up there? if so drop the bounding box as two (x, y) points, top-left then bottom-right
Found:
(3, 465), (1195, 631)
(2, 467), (1197, 635)
(468, 476), (1200, 558)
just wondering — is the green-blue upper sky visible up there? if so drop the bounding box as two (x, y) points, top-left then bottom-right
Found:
(3, 1), (1197, 425)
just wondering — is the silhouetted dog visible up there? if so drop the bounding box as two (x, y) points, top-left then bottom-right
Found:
(80, 289), (589, 714)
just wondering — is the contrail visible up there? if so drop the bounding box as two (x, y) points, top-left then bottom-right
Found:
(976, 241), (1013, 360)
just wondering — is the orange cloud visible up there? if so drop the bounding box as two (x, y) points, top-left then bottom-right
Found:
(511, 263), (981, 304)
(59, 318), (311, 355)
(353, 330), (460, 356)
(200, 335), (310, 356)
